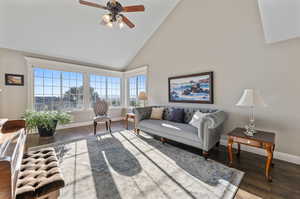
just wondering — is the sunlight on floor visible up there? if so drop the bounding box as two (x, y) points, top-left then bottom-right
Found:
(55, 130), (244, 199)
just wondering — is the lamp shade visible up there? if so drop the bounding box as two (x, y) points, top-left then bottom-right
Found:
(138, 91), (148, 100)
(236, 89), (267, 108)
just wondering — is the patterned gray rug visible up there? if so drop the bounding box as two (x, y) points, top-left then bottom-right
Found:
(33, 130), (244, 199)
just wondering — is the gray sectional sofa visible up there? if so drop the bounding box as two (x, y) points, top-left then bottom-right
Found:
(134, 106), (227, 158)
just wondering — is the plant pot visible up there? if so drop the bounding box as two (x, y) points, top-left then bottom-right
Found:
(37, 120), (58, 137)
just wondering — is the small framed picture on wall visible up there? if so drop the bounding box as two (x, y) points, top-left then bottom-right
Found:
(5, 74), (24, 86)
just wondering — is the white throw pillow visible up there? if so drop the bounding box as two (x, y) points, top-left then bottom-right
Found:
(150, 108), (164, 120)
(189, 111), (207, 128)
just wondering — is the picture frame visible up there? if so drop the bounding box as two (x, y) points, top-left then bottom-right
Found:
(5, 74), (24, 86)
(168, 71), (214, 104)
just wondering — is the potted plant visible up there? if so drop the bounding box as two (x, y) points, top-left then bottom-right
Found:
(23, 110), (71, 137)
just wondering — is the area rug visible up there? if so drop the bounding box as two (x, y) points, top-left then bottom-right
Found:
(31, 130), (244, 199)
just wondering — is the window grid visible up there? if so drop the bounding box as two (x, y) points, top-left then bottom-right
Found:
(90, 74), (121, 107)
(128, 75), (146, 107)
(34, 68), (83, 111)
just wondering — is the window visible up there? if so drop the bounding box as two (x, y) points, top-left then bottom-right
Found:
(34, 68), (83, 111)
(90, 74), (121, 106)
(128, 75), (146, 106)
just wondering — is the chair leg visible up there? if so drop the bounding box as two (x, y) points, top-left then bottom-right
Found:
(136, 129), (140, 135)
(105, 121), (108, 131)
(94, 121), (97, 136)
(203, 151), (209, 160)
(108, 120), (112, 133)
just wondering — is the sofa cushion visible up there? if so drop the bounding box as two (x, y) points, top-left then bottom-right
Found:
(163, 107), (171, 121)
(150, 108), (164, 120)
(169, 108), (185, 123)
(184, 108), (216, 123)
(189, 111), (208, 128)
(139, 119), (199, 141)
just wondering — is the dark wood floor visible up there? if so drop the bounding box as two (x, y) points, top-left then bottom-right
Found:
(26, 121), (300, 199)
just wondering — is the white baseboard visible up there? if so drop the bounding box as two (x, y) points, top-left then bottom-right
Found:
(220, 139), (300, 165)
(57, 117), (125, 130)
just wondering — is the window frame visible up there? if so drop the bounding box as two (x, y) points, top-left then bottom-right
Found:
(124, 67), (148, 107)
(26, 58), (124, 112)
(128, 75), (147, 107)
(89, 74), (122, 107)
(33, 68), (84, 111)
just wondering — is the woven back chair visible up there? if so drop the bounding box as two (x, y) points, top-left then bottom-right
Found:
(93, 98), (109, 116)
(93, 98), (111, 135)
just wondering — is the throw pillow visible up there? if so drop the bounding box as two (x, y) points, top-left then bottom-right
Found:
(169, 108), (185, 123)
(150, 108), (164, 120)
(189, 111), (207, 128)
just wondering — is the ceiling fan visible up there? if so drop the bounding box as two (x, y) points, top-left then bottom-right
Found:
(79, 0), (145, 29)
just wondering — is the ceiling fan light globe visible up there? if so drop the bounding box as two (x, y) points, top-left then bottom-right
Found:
(118, 22), (125, 29)
(106, 22), (113, 28)
(102, 14), (111, 23)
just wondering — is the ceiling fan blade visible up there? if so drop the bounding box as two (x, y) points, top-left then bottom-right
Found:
(121, 15), (135, 28)
(79, 0), (107, 10)
(122, 5), (145, 12)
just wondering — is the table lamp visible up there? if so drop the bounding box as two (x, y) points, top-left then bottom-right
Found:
(138, 91), (148, 107)
(236, 89), (267, 136)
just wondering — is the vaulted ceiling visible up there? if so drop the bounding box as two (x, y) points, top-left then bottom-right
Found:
(0, 0), (180, 69)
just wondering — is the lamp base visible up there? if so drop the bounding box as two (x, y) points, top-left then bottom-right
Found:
(244, 129), (257, 137)
(244, 122), (257, 137)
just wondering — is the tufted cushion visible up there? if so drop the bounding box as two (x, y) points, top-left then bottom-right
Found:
(16, 148), (65, 199)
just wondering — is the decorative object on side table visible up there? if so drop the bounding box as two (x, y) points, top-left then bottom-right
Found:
(236, 89), (267, 136)
(227, 128), (275, 182)
(23, 110), (71, 137)
(5, 73), (24, 86)
(125, 113), (136, 132)
(168, 71), (214, 104)
(138, 91), (148, 107)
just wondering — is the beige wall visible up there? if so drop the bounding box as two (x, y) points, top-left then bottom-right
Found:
(0, 48), (124, 123)
(128, 0), (300, 156)
(0, 49), (28, 119)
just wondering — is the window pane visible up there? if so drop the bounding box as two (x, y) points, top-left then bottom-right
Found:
(128, 75), (146, 107)
(34, 68), (44, 77)
(34, 77), (43, 86)
(89, 74), (121, 106)
(43, 69), (53, 78)
(33, 68), (83, 111)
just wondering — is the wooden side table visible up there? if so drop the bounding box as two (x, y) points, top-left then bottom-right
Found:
(125, 113), (136, 132)
(227, 128), (275, 182)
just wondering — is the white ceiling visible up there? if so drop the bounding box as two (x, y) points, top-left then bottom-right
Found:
(258, 0), (300, 43)
(0, 0), (180, 69)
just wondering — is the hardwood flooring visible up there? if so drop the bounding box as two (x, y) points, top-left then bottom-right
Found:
(26, 122), (300, 199)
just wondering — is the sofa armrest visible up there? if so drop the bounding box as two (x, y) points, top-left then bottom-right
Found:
(199, 111), (227, 151)
(203, 110), (227, 129)
(133, 107), (153, 123)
